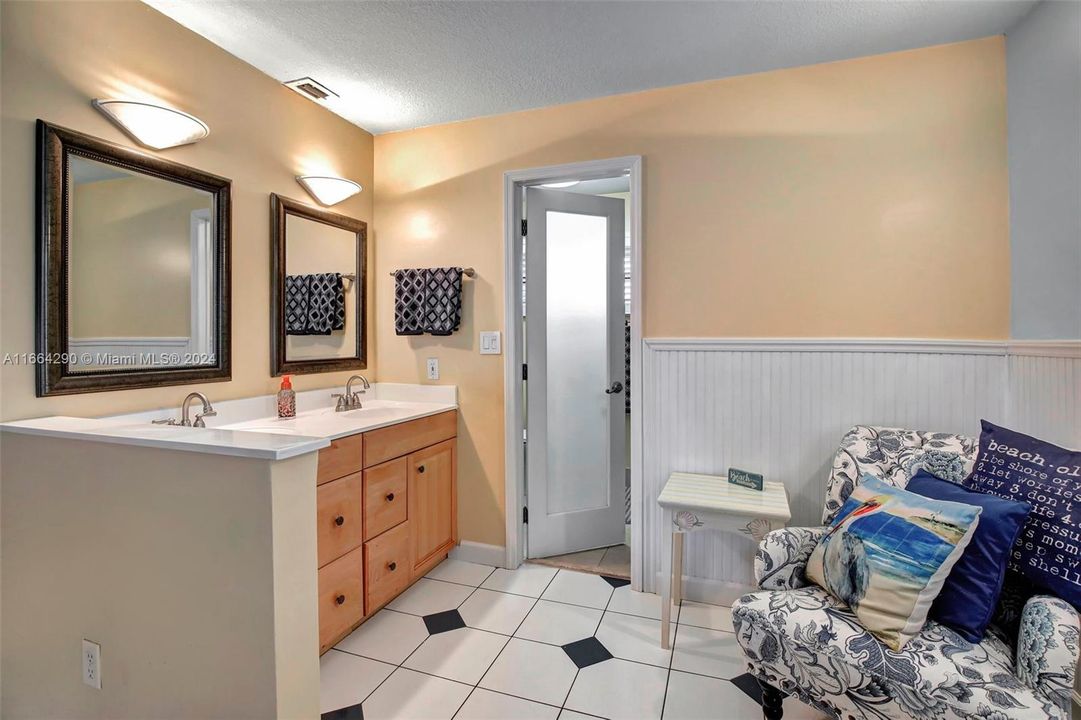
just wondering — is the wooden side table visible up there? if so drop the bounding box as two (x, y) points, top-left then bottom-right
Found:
(657, 472), (791, 648)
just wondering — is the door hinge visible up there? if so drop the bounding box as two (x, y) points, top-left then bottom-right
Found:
(523, 506), (529, 524)
(521, 219), (527, 236)
(521, 363), (528, 381)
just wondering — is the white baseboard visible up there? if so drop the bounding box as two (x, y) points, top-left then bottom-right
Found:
(450, 541), (507, 568)
(653, 571), (754, 607)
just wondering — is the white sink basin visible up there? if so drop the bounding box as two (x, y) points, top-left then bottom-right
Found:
(217, 399), (454, 441)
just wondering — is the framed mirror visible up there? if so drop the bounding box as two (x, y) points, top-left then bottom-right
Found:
(36, 120), (231, 396)
(270, 194), (366, 376)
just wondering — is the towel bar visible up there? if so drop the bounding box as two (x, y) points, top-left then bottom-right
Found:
(388, 267), (475, 278)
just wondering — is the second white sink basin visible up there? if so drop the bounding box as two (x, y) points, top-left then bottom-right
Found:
(218, 399), (455, 441)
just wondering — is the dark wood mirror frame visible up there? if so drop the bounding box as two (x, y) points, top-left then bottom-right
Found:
(270, 194), (367, 376)
(35, 120), (232, 397)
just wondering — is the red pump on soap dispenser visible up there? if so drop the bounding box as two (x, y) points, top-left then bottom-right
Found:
(277, 375), (296, 418)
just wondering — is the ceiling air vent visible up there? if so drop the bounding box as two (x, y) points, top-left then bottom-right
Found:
(284, 77), (339, 103)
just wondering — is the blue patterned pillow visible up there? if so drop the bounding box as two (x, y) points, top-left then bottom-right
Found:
(963, 420), (1081, 608)
(807, 475), (982, 650)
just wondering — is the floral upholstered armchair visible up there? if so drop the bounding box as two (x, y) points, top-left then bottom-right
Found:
(731, 426), (1080, 720)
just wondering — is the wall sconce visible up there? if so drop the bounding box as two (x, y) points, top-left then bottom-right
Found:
(296, 175), (362, 206)
(92, 99), (209, 150)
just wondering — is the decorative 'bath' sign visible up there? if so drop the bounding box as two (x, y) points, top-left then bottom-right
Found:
(728, 468), (764, 491)
(963, 420), (1081, 608)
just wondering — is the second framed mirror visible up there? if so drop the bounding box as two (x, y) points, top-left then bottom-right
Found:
(270, 194), (367, 376)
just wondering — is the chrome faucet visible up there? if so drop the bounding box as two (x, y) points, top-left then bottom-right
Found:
(152, 391), (217, 427)
(333, 375), (370, 412)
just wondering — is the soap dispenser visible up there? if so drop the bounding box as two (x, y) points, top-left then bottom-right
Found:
(277, 375), (296, 418)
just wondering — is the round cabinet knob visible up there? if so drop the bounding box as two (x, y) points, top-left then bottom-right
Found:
(388, 562), (397, 571)
(385, 492), (395, 502)
(334, 515), (345, 526)
(335, 594), (346, 605)
(417, 465), (425, 474)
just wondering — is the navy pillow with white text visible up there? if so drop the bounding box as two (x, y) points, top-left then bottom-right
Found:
(963, 420), (1081, 609)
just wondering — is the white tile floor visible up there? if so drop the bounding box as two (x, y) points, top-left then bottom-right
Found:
(321, 560), (830, 720)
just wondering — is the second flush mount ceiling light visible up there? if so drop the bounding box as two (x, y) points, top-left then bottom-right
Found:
(93, 99), (209, 150)
(296, 175), (362, 206)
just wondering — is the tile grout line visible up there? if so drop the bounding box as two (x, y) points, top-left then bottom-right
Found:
(326, 562), (736, 718)
(659, 601), (682, 720)
(457, 565), (563, 718)
(333, 636), (737, 685)
(557, 571), (616, 716)
(324, 562), (499, 716)
(431, 562), (500, 718)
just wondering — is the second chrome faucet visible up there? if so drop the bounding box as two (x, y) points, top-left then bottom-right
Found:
(333, 375), (370, 412)
(152, 391), (218, 427)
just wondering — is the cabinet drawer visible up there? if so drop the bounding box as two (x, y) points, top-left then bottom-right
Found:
(318, 546), (364, 654)
(363, 459), (408, 541)
(364, 522), (411, 613)
(317, 472), (363, 567)
(317, 434), (363, 485)
(363, 410), (457, 468)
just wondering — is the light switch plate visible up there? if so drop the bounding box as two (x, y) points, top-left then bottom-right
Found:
(480, 331), (502, 355)
(426, 358), (440, 380)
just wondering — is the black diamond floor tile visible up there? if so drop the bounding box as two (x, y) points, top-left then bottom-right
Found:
(562, 636), (614, 669)
(730, 672), (765, 706)
(423, 608), (466, 635)
(322, 702), (364, 720)
(601, 575), (630, 589)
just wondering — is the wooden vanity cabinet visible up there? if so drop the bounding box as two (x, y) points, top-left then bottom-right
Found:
(315, 410), (457, 654)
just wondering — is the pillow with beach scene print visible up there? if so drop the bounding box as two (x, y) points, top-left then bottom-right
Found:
(806, 475), (983, 650)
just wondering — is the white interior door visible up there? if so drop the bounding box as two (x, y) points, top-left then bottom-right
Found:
(525, 187), (626, 558)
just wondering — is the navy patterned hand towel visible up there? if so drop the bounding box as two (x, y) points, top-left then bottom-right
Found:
(423, 267), (463, 336)
(306, 273), (345, 335)
(394, 269), (425, 335)
(286, 273), (344, 335)
(285, 275), (310, 335)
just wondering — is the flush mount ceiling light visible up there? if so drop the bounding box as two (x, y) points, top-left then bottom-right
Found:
(92, 99), (209, 150)
(541, 180), (580, 188)
(296, 175), (362, 206)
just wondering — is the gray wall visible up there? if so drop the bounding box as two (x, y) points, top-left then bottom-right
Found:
(1007, 0), (1081, 340)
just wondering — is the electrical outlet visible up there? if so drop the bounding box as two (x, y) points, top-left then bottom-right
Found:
(426, 358), (439, 380)
(82, 639), (101, 689)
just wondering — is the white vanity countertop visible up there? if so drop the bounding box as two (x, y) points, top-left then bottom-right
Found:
(0, 383), (458, 460)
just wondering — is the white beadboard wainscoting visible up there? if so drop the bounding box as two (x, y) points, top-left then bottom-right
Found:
(1007, 343), (1081, 450)
(638, 338), (1080, 598)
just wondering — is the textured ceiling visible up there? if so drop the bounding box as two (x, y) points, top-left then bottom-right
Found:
(144, 0), (1036, 134)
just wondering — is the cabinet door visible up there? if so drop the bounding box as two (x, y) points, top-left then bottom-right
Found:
(408, 438), (457, 575)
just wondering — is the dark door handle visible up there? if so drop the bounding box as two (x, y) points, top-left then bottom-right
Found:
(335, 594), (345, 605)
(417, 465), (425, 474)
(605, 382), (624, 395)
(385, 492), (395, 502)
(388, 562), (397, 571)
(334, 515), (345, 526)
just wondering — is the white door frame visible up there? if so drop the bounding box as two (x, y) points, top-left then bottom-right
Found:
(189, 207), (213, 358)
(502, 155), (644, 590)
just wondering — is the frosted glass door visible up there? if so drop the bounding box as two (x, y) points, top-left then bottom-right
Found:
(525, 187), (626, 558)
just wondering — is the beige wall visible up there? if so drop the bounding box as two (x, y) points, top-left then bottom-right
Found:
(0, 434), (319, 718)
(0, 0), (375, 420)
(373, 38), (1010, 547)
(71, 174), (208, 338)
